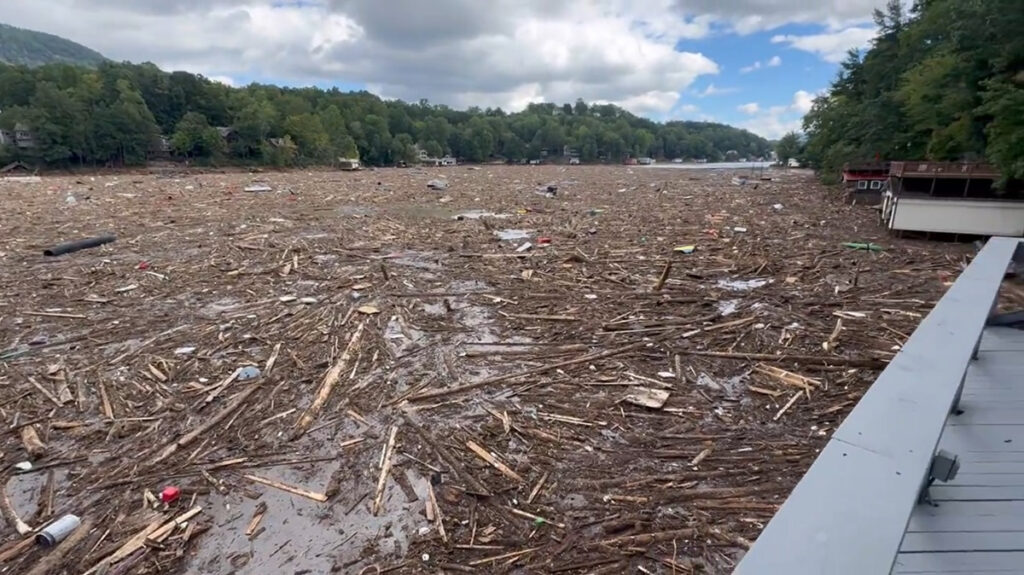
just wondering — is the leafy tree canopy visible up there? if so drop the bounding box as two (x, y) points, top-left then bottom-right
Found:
(803, 0), (1024, 184)
(0, 60), (772, 168)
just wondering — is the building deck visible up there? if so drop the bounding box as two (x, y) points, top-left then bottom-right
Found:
(894, 326), (1024, 573)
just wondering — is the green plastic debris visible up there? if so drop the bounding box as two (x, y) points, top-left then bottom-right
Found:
(842, 242), (885, 252)
(534, 517), (547, 526)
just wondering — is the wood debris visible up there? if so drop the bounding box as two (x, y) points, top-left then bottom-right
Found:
(0, 167), (970, 574)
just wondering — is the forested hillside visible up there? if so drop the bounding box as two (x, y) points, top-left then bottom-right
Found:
(802, 0), (1024, 184)
(0, 23), (106, 68)
(0, 61), (769, 168)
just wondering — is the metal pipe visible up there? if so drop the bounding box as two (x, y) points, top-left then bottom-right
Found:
(43, 235), (116, 257)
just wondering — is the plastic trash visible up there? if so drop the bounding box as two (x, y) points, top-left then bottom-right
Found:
(160, 486), (181, 504)
(237, 366), (261, 380)
(674, 245), (696, 254)
(842, 242), (885, 252)
(64, 193), (77, 206)
(427, 179), (448, 190)
(36, 514), (81, 547)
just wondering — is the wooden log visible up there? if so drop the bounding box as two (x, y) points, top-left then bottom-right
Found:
(84, 507), (201, 574)
(371, 425), (398, 515)
(466, 440), (524, 483)
(410, 342), (646, 402)
(402, 414), (490, 495)
(653, 260), (673, 292)
(154, 384), (260, 463)
(591, 528), (696, 547)
(20, 425), (48, 458)
(245, 474), (327, 502)
(427, 481), (447, 542)
(0, 480), (32, 535)
(679, 349), (886, 368)
(293, 321), (365, 438)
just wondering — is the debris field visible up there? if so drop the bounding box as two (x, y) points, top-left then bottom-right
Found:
(0, 165), (974, 574)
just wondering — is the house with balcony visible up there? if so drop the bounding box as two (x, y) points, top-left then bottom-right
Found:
(880, 161), (1024, 237)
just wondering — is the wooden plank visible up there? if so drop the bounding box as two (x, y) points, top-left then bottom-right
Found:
(466, 440), (523, 483)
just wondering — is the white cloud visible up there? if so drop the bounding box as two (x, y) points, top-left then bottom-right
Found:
(612, 91), (683, 116)
(0, 0), (723, 114)
(792, 89), (816, 114)
(697, 83), (739, 97)
(736, 89), (816, 138)
(671, 0), (892, 34)
(738, 102), (760, 114)
(772, 26), (877, 63)
(740, 55), (781, 73)
(207, 75), (237, 87)
(0, 0), (889, 124)
(739, 61), (762, 74)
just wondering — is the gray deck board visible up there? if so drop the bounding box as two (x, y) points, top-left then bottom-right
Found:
(893, 551), (1024, 573)
(898, 337), (1024, 570)
(979, 327), (1024, 351)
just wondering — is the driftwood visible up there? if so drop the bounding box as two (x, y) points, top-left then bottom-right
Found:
(680, 349), (887, 368)
(155, 384), (261, 463)
(410, 342), (646, 401)
(293, 321), (366, 438)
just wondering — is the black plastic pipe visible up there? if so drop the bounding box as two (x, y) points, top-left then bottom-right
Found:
(43, 235), (117, 257)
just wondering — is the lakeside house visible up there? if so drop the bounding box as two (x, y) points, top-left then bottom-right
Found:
(416, 147), (457, 166)
(842, 162), (889, 205)
(880, 161), (1024, 236)
(337, 157), (360, 171)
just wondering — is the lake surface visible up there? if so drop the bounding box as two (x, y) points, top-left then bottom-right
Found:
(644, 162), (773, 170)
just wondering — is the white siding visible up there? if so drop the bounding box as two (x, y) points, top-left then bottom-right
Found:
(887, 197), (1024, 236)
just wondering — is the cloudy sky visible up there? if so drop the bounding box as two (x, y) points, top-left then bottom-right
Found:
(0, 0), (887, 139)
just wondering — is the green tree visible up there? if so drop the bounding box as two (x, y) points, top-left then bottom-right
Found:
(422, 140), (443, 159)
(391, 133), (417, 164)
(802, 0), (1024, 183)
(261, 135), (297, 167)
(283, 113), (330, 162)
(775, 132), (802, 164)
(171, 112), (223, 159)
(232, 97), (277, 158)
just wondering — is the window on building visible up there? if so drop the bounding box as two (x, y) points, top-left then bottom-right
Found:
(857, 180), (869, 190)
(870, 180), (883, 190)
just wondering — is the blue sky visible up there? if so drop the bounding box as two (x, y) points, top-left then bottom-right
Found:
(0, 0), (885, 138)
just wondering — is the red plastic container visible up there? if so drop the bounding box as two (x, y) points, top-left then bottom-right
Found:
(160, 486), (181, 504)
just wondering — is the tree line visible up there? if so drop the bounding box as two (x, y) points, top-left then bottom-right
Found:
(0, 61), (770, 168)
(799, 0), (1024, 184)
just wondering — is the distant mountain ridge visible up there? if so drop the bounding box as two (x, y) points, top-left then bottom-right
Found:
(0, 23), (106, 67)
